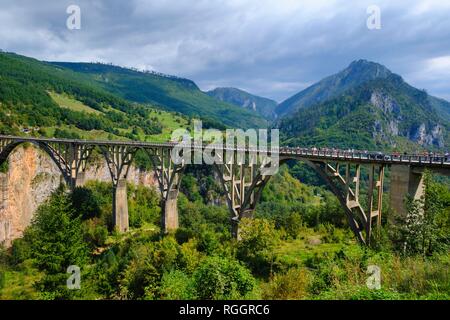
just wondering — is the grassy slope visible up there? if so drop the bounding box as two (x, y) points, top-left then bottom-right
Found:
(47, 91), (189, 141)
(51, 62), (268, 129)
(49, 92), (103, 115)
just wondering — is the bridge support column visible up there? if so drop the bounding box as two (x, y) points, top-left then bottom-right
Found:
(215, 154), (272, 240)
(101, 145), (137, 233)
(145, 147), (185, 234)
(75, 171), (86, 187)
(162, 189), (179, 232)
(113, 179), (129, 232)
(308, 160), (385, 245)
(389, 165), (424, 217)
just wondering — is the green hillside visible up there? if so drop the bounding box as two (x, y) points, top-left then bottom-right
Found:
(50, 62), (267, 129)
(0, 52), (192, 142)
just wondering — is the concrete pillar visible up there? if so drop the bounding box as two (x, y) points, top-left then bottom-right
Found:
(162, 189), (179, 233)
(389, 165), (424, 217)
(113, 179), (129, 232)
(75, 171), (86, 187)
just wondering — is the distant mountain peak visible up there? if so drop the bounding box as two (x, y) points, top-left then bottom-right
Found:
(206, 87), (277, 120)
(346, 59), (393, 78)
(276, 59), (450, 150)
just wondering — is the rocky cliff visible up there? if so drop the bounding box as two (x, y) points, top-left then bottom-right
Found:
(0, 145), (158, 246)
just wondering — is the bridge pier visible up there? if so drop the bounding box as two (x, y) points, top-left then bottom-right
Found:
(162, 189), (179, 232)
(215, 158), (271, 240)
(101, 145), (136, 233)
(145, 147), (185, 234)
(112, 179), (129, 232)
(389, 165), (424, 217)
(74, 171), (86, 188)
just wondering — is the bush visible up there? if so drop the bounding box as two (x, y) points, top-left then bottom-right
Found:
(71, 187), (102, 220)
(193, 256), (255, 299)
(237, 218), (279, 276)
(159, 270), (195, 300)
(262, 268), (311, 299)
(83, 219), (108, 248)
(9, 238), (32, 266)
(128, 184), (160, 228)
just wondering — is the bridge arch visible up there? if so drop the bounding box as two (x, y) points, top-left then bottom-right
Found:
(280, 157), (368, 243)
(209, 154), (383, 244)
(0, 140), (73, 186)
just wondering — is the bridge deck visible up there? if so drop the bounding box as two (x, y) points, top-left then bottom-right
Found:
(0, 135), (449, 169)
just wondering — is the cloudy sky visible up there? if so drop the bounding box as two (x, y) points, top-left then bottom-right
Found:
(1, 0), (449, 102)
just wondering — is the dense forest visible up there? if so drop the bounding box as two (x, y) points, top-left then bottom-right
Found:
(0, 166), (449, 300)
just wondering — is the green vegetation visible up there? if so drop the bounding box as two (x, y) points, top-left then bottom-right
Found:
(0, 167), (448, 300)
(0, 53), (449, 301)
(0, 51), (191, 142)
(50, 62), (267, 129)
(49, 91), (103, 115)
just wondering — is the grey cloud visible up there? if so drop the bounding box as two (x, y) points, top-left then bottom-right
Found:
(0, 0), (449, 102)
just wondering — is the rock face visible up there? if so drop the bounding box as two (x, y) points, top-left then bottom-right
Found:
(409, 123), (444, 148)
(0, 145), (158, 246)
(370, 90), (445, 148)
(370, 90), (400, 115)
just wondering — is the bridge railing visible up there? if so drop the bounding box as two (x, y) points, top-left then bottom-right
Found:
(278, 147), (450, 165)
(1, 135), (449, 166)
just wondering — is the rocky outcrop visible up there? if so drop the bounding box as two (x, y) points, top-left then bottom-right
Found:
(370, 91), (400, 115)
(370, 90), (445, 148)
(0, 145), (158, 246)
(409, 123), (444, 148)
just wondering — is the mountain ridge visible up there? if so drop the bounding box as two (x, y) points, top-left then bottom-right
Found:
(50, 61), (267, 129)
(276, 59), (393, 117)
(206, 87), (277, 120)
(277, 72), (449, 150)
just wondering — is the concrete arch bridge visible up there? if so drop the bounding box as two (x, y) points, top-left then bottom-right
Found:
(0, 135), (449, 245)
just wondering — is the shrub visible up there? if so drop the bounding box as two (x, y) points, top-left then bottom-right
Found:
(193, 256), (255, 299)
(71, 187), (101, 220)
(262, 268), (311, 299)
(159, 270), (195, 300)
(83, 219), (108, 248)
(128, 185), (160, 228)
(237, 218), (279, 276)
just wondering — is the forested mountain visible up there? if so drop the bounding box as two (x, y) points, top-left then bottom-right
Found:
(0, 51), (194, 141)
(1, 51), (449, 153)
(276, 60), (450, 124)
(0, 51), (266, 144)
(277, 72), (450, 151)
(206, 87), (277, 120)
(50, 62), (267, 129)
